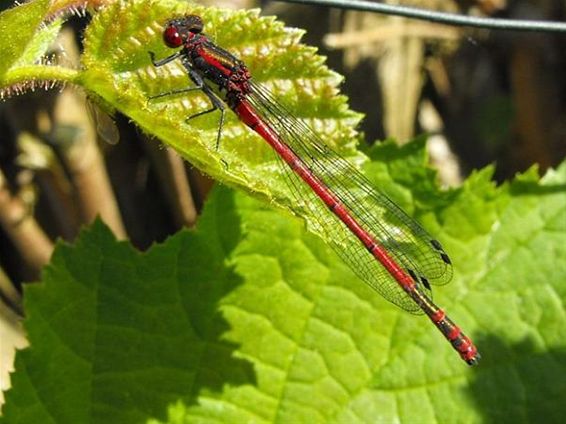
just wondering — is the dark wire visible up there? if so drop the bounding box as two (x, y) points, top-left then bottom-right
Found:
(276, 0), (566, 33)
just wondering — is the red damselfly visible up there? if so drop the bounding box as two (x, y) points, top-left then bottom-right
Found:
(149, 15), (480, 365)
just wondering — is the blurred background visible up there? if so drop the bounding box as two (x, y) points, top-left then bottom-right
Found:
(0, 1), (565, 395)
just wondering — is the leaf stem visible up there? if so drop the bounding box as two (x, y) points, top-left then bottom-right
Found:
(1, 65), (80, 90)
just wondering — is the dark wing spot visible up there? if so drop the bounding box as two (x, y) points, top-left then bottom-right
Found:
(430, 239), (443, 250)
(421, 277), (431, 290)
(407, 268), (418, 282)
(441, 253), (452, 265)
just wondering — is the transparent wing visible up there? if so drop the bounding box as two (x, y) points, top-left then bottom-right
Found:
(246, 81), (453, 314)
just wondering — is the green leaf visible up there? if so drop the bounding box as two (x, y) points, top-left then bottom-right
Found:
(0, 0), (51, 79)
(1, 213), (253, 423)
(14, 18), (63, 67)
(79, 0), (362, 217)
(2, 144), (565, 423)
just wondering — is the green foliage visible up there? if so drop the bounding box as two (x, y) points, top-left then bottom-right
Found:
(0, 0), (51, 77)
(79, 0), (362, 217)
(0, 0), (565, 422)
(1, 146), (565, 423)
(14, 18), (63, 67)
(1, 0), (361, 220)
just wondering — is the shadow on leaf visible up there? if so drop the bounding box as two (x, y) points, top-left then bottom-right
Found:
(1, 195), (255, 423)
(509, 179), (566, 196)
(468, 333), (566, 423)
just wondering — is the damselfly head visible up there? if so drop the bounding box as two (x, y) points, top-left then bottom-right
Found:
(163, 15), (203, 48)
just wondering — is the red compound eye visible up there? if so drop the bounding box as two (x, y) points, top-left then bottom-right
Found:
(163, 25), (183, 48)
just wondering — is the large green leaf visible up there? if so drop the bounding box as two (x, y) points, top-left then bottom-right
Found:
(1, 142), (565, 423)
(78, 0), (362, 215)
